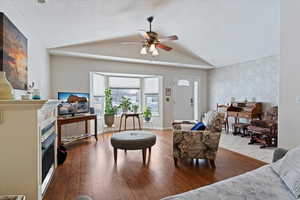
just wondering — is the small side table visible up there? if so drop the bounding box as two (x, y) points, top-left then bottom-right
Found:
(119, 113), (142, 131)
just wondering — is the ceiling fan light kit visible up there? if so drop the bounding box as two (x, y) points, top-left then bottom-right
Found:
(122, 16), (178, 57)
(152, 49), (159, 56)
(140, 45), (159, 56)
(140, 47), (147, 55)
(149, 44), (156, 53)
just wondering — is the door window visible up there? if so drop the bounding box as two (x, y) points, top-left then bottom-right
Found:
(177, 80), (190, 87)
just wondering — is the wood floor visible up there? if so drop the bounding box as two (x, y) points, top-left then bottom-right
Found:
(44, 130), (266, 200)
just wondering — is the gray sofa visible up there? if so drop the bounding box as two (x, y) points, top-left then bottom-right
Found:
(162, 148), (297, 200)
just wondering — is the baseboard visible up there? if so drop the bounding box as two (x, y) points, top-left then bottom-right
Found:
(98, 126), (172, 133)
(148, 127), (172, 130)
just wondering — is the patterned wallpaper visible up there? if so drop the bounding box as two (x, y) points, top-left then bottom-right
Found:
(208, 56), (279, 111)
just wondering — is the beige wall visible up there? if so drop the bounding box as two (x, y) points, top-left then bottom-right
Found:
(50, 55), (208, 129)
(279, 0), (300, 149)
(0, 0), (50, 98)
(208, 56), (279, 110)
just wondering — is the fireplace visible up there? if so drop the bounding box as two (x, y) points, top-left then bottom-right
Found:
(41, 122), (56, 194)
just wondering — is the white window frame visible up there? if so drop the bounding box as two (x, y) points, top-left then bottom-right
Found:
(144, 93), (160, 116)
(143, 76), (160, 116)
(90, 73), (106, 118)
(108, 76), (142, 116)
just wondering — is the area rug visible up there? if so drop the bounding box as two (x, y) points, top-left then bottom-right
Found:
(219, 132), (274, 163)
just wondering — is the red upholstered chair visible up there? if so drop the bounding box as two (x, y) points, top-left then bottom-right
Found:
(247, 106), (278, 148)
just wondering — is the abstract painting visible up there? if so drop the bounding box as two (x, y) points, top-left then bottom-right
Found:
(0, 12), (28, 90)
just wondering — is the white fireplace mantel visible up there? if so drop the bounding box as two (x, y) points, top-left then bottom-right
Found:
(0, 99), (58, 200)
(0, 100), (48, 110)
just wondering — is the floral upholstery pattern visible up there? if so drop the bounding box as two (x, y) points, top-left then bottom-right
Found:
(173, 111), (223, 160)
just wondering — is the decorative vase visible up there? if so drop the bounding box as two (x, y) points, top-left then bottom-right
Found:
(104, 114), (115, 127)
(32, 89), (41, 100)
(144, 117), (151, 122)
(0, 72), (14, 100)
(230, 97), (235, 103)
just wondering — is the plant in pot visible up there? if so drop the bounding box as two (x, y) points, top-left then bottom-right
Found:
(143, 107), (152, 122)
(119, 97), (132, 113)
(132, 104), (139, 113)
(104, 89), (117, 127)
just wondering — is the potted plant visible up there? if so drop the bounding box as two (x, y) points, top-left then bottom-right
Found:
(143, 107), (152, 122)
(132, 104), (139, 113)
(119, 97), (132, 113)
(104, 89), (117, 127)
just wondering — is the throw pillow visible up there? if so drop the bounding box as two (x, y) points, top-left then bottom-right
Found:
(271, 145), (300, 198)
(191, 122), (206, 130)
(202, 111), (212, 127)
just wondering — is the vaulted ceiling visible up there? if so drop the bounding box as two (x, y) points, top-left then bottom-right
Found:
(10, 0), (279, 68)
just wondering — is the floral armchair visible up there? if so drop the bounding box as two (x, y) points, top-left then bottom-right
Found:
(172, 111), (223, 168)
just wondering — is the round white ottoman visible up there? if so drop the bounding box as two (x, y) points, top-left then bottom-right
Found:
(111, 131), (156, 164)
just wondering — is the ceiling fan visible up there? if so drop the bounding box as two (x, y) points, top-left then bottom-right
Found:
(123, 16), (179, 56)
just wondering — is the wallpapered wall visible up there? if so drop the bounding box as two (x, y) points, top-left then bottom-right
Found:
(208, 56), (279, 111)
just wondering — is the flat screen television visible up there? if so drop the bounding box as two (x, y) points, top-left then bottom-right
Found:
(58, 92), (90, 116)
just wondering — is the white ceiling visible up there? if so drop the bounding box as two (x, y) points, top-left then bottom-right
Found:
(10, 0), (280, 68)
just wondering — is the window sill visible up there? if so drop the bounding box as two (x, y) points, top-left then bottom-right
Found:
(151, 114), (160, 117)
(96, 114), (160, 118)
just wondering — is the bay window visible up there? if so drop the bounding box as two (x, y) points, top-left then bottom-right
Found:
(144, 77), (159, 115)
(109, 76), (141, 115)
(111, 89), (140, 107)
(91, 73), (160, 117)
(92, 73), (105, 116)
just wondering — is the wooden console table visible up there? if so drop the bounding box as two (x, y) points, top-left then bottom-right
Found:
(226, 102), (262, 127)
(119, 113), (142, 131)
(57, 114), (98, 145)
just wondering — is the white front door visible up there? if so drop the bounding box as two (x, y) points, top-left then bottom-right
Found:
(173, 78), (195, 120)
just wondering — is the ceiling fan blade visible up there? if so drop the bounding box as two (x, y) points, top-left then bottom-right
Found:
(121, 41), (143, 45)
(159, 35), (178, 42)
(138, 29), (150, 40)
(157, 43), (172, 51)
